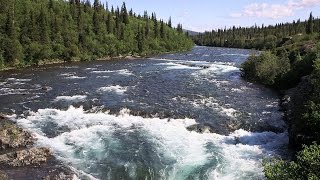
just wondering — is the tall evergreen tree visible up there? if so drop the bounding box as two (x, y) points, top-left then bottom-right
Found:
(5, 5), (15, 38)
(121, 2), (129, 24)
(160, 20), (165, 39)
(306, 12), (314, 34)
(39, 7), (50, 44)
(168, 17), (172, 28)
(106, 12), (113, 34)
(153, 13), (158, 38)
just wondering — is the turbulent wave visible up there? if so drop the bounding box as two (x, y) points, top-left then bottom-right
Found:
(54, 95), (87, 103)
(14, 106), (288, 180)
(91, 69), (133, 76)
(97, 85), (128, 95)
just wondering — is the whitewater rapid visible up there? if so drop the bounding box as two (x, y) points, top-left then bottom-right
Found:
(0, 46), (288, 179)
(14, 106), (287, 180)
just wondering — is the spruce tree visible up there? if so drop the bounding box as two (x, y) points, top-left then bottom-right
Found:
(145, 19), (150, 37)
(121, 2), (129, 24)
(168, 17), (172, 28)
(153, 13), (158, 38)
(106, 13), (113, 34)
(160, 20), (165, 39)
(39, 7), (50, 44)
(306, 12), (314, 34)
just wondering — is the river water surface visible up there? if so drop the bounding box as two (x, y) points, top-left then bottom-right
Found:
(0, 46), (288, 179)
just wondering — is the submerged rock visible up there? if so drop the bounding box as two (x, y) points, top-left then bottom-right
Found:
(186, 124), (216, 133)
(0, 170), (8, 180)
(0, 115), (76, 179)
(0, 117), (34, 150)
(0, 147), (51, 167)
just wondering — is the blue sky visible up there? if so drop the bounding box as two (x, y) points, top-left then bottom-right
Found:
(94, 0), (320, 32)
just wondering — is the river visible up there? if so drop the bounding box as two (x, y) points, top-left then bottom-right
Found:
(0, 46), (288, 179)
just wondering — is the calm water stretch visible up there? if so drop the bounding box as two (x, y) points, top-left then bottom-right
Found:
(0, 46), (288, 179)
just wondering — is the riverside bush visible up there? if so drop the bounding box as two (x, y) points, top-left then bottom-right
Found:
(264, 144), (320, 180)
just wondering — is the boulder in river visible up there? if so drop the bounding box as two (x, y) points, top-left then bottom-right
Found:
(0, 117), (34, 150)
(186, 124), (216, 133)
(0, 115), (76, 179)
(0, 170), (8, 180)
(0, 147), (51, 167)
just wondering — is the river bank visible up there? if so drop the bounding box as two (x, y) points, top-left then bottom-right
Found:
(0, 114), (75, 179)
(0, 54), (144, 72)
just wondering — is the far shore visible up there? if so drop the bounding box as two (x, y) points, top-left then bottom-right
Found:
(0, 49), (190, 72)
(0, 54), (145, 72)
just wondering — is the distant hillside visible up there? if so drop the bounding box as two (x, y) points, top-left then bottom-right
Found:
(0, 0), (193, 68)
(183, 29), (200, 36)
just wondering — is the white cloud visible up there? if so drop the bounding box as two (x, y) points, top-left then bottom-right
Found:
(232, 0), (320, 19)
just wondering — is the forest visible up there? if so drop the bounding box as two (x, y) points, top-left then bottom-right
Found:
(0, 0), (193, 69)
(194, 13), (320, 179)
(192, 13), (319, 50)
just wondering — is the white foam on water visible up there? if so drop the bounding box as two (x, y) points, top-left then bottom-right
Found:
(208, 79), (230, 88)
(6, 78), (32, 82)
(0, 87), (29, 96)
(97, 85), (127, 95)
(60, 66), (79, 69)
(91, 70), (113, 74)
(13, 82), (26, 85)
(96, 76), (110, 79)
(54, 95), (87, 103)
(14, 106), (288, 180)
(59, 73), (86, 80)
(262, 111), (272, 115)
(195, 63), (239, 76)
(116, 69), (134, 76)
(158, 62), (202, 70)
(266, 101), (279, 108)
(91, 69), (133, 76)
(231, 88), (243, 93)
(65, 76), (87, 80)
(179, 96), (239, 118)
(60, 73), (75, 77)
(85, 68), (98, 70)
(219, 53), (250, 57)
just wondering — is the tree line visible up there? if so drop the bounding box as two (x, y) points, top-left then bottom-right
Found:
(0, 0), (193, 68)
(192, 13), (318, 50)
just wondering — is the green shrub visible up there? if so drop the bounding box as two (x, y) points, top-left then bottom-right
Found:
(264, 144), (320, 180)
(241, 51), (290, 86)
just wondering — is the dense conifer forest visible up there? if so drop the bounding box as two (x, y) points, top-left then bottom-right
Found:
(192, 13), (319, 50)
(193, 13), (320, 179)
(0, 0), (193, 68)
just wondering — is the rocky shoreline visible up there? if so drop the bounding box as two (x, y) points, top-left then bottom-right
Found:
(280, 76), (314, 150)
(0, 114), (75, 180)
